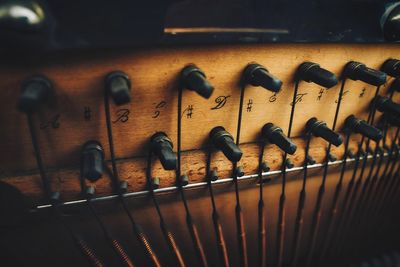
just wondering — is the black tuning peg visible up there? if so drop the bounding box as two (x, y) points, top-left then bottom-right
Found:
(343, 61), (387, 86)
(381, 59), (400, 77)
(373, 95), (400, 116)
(382, 112), (400, 127)
(150, 132), (177, 170)
(81, 141), (104, 182)
(261, 123), (297, 155)
(181, 64), (214, 99)
(345, 115), (383, 142)
(306, 117), (343, 147)
(389, 78), (400, 92)
(209, 126), (242, 163)
(242, 63), (282, 92)
(17, 75), (52, 113)
(105, 71), (131, 105)
(297, 62), (338, 89)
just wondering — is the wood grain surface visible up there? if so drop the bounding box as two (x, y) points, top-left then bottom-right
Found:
(0, 44), (399, 203)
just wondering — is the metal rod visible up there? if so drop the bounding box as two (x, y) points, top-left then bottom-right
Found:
(34, 152), (385, 210)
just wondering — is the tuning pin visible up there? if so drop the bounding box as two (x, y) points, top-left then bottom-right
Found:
(389, 78), (400, 92)
(105, 71), (131, 105)
(345, 115), (383, 142)
(297, 62), (338, 89)
(343, 61), (387, 86)
(150, 132), (177, 170)
(381, 59), (400, 77)
(181, 64), (214, 99)
(327, 153), (337, 162)
(209, 126), (242, 163)
(306, 117), (343, 147)
(242, 63), (282, 92)
(151, 177), (160, 190)
(179, 174), (189, 186)
(235, 166), (245, 177)
(306, 155), (316, 165)
(373, 95), (400, 116)
(209, 170), (219, 181)
(85, 186), (96, 198)
(285, 158), (294, 169)
(261, 161), (270, 172)
(383, 112), (400, 127)
(261, 123), (297, 155)
(50, 191), (61, 204)
(17, 75), (52, 113)
(119, 181), (129, 194)
(81, 141), (104, 182)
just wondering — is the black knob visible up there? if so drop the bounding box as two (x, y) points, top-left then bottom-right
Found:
(383, 112), (400, 127)
(150, 132), (177, 170)
(209, 126), (242, 163)
(181, 64), (214, 99)
(389, 78), (400, 92)
(243, 63), (282, 92)
(343, 61), (387, 86)
(345, 115), (383, 142)
(382, 3), (400, 41)
(297, 62), (338, 89)
(306, 118), (343, 147)
(381, 59), (400, 77)
(105, 71), (131, 105)
(17, 75), (52, 113)
(81, 141), (104, 182)
(373, 95), (400, 116)
(261, 123), (297, 155)
(0, 0), (47, 32)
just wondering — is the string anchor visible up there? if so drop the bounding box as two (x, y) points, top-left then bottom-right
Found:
(81, 141), (104, 182)
(261, 123), (297, 155)
(181, 64), (214, 99)
(297, 62), (338, 88)
(209, 126), (243, 163)
(242, 63), (282, 92)
(345, 115), (383, 142)
(381, 58), (400, 77)
(105, 71), (131, 105)
(18, 75), (53, 113)
(343, 61), (387, 86)
(306, 117), (343, 146)
(150, 132), (177, 170)
(373, 95), (400, 116)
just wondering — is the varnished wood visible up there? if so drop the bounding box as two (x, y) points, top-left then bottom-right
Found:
(0, 43), (399, 203)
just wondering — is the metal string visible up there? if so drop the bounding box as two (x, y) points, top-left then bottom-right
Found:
(27, 113), (105, 267)
(276, 80), (299, 267)
(103, 92), (161, 267)
(205, 148), (230, 267)
(233, 84), (248, 267)
(289, 132), (312, 267)
(176, 85), (208, 267)
(145, 151), (186, 267)
(304, 79), (346, 266)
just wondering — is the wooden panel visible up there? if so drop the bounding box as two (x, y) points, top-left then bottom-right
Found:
(0, 44), (398, 202)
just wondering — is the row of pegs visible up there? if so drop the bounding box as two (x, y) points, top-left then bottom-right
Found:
(15, 58), (400, 185)
(17, 59), (400, 114)
(11, 57), (400, 267)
